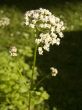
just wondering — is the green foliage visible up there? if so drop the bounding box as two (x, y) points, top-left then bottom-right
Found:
(0, 49), (49, 110)
(0, 7), (49, 109)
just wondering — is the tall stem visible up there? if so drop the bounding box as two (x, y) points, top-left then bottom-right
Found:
(28, 45), (37, 110)
(31, 45), (37, 88)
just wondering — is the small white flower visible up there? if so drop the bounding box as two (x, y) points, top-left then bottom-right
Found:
(39, 8), (45, 14)
(49, 16), (56, 25)
(56, 38), (60, 45)
(32, 20), (37, 24)
(44, 16), (49, 22)
(39, 24), (44, 28)
(44, 9), (51, 15)
(39, 14), (44, 20)
(29, 24), (35, 28)
(9, 46), (17, 56)
(55, 17), (60, 22)
(10, 52), (17, 57)
(60, 21), (64, 26)
(61, 26), (65, 31)
(33, 13), (39, 19)
(50, 67), (58, 76)
(51, 32), (57, 38)
(51, 38), (57, 45)
(35, 39), (41, 45)
(43, 44), (49, 51)
(38, 47), (43, 55)
(25, 16), (29, 21)
(59, 32), (64, 38)
(44, 23), (51, 28)
(25, 21), (29, 25)
(51, 27), (55, 32)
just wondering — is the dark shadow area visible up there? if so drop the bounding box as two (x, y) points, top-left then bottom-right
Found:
(37, 31), (82, 110)
(0, 0), (82, 11)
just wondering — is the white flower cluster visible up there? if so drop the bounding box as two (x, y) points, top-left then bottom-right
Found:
(0, 17), (10, 27)
(25, 8), (65, 55)
(9, 46), (17, 56)
(50, 67), (58, 77)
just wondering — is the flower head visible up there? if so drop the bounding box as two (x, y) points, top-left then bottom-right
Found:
(25, 8), (65, 55)
(0, 17), (10, 27)
(9, 46), (17, 56)
(50, 67), (58, 77)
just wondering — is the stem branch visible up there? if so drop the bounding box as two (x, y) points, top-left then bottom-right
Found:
(28, 45), (37, 110)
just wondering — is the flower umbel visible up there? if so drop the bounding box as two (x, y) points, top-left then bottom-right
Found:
(25, 8), (65, 55)
(50, 67), (58, 77)
(0, 17), (10, 27)
(9, 46), (17, 56)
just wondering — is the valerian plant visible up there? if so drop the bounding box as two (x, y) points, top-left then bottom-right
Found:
(24, 8), (65, 110)
(0, 8), (65, 110)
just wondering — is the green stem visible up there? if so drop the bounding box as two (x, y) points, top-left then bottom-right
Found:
(28, 90), (31, 110)
(28, 45), (37, 110)
(31, 45), (37, 88)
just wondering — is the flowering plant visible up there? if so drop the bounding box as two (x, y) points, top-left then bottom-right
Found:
(25, 8), (65, 110)
(0, 8), (65, 110)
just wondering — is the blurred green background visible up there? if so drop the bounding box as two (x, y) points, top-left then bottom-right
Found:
(0, 0), (82, 110)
